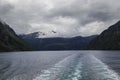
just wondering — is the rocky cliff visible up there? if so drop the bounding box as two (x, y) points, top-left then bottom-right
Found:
(0, 21), (32, 52)
(88, 21), (120, 50)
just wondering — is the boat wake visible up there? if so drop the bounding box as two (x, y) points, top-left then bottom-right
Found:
(33, 54), (120, 80)
(33, 54), (79, 80)
(81, 55), (120, 80)
(6, 54), (120, 80)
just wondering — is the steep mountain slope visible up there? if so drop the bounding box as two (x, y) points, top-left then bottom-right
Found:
(0, 21), (32, 52)
(20, 32), (97, 50)
(88, 20), (120, 50)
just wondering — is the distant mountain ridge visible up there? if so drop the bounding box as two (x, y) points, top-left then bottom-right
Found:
(88, 20), (120, 50)
(0, 21), (32, 52)
(20, 32), (97, 50)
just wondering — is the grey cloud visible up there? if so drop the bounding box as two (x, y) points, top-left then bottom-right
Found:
(0, 0), (120, 37)
(0, 1), (14, 15)
(48, 0), (120, 25)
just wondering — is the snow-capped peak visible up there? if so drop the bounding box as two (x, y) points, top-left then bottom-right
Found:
(37, 30), (58, 38)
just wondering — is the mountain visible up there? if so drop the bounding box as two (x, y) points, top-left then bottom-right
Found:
(0, 21), (32, 52)
(20, 32), (97, 50)
(23, 30), (60, 38)
(88, 20), (120, 50)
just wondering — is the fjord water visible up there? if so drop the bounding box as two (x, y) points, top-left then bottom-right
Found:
(0, 51), (120, 80)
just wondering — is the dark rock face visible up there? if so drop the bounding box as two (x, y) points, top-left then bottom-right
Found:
(0, 21), (32, 52)
(88, 21), (120, 50)
(20, 32), (97, 50)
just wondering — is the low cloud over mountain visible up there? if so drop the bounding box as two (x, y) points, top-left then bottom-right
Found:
(0, 0), (120, 37)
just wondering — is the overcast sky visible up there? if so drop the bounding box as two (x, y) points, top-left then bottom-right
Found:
(0, 0), (120, 37)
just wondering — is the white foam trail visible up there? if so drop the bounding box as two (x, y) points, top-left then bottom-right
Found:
(82, 55), (120, 80)
(33, 54), (78, 80)
(72, 62), (82, 80)
(64, 61), (83, 80)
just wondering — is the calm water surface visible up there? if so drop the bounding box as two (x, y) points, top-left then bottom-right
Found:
(0, 51), (120, 80)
